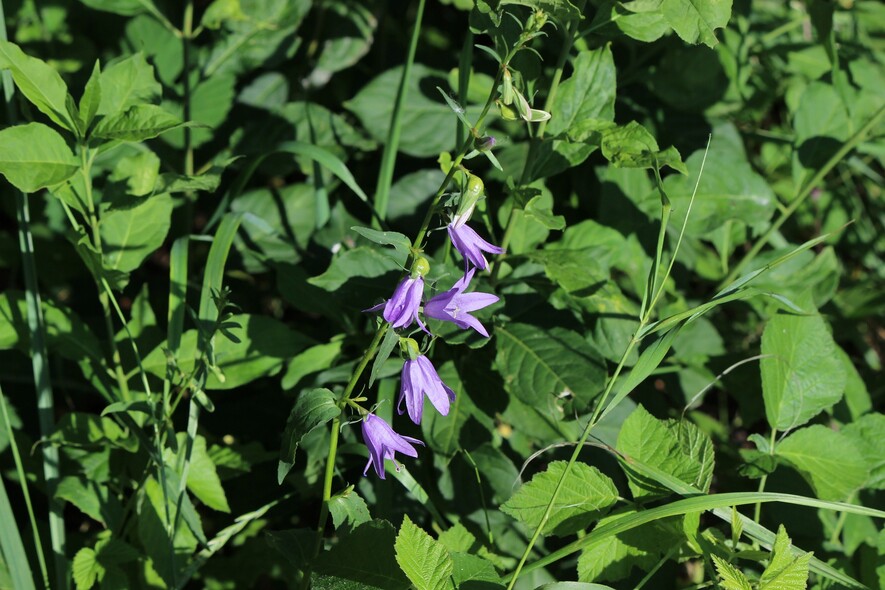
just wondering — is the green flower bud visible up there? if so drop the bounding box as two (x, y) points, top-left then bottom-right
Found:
(501, 68), (514, 105)
(411, 256), (431, 278)
(474, 135), (496, 152)
(399, 337), (420, 360)
(454, 174), (484, 224)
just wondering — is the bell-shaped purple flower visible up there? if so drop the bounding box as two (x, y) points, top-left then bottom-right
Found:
(399, 355), (456, 424)
(447, 222), (505, 271)
(361, 413), (423, 479)
(424, 268), (499, 337)
(365, 276), (424, 329)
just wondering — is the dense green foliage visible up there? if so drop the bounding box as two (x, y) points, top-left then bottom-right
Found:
(0, 0), (883, 589)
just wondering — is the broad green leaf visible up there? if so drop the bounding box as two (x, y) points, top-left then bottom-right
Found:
(0, 123), (78, 193)
(469, 444), (521, 504)
(80, 0), (151, 16)
(617, 405), (715, 499)
(172, 434), (230, 513)
(395, 515), (454, 590)
(495, 323), (607, 410)
(201, 0), (247, 29)
(143, 314), (313, 390)
(282, 339), (344, 390)
(163, 74), (236, 148)
(0, 40), (72, 129)
(660, 0), (732, 48)
(776, 425), (868, 501)
(600, 121), (687, 174)
(51, 413), (135, 452)
(841, 413), (885, 490)
(761, 312), (846, 431)
(265, 528), (315, 570)
(328, 486), (371, 532)
(137, 476), (199, 587)
(278, 388), (341, 484)
(352, 227), (412, 257)
(450, 553), (503, 587)
(56, 476), (122, 528)
(792, 82), (851, 179)
(109, 151), (160, 197)
(92, 104), (183, 142)
(79, 61), (102, 131)
(72, 548), (101, 590)
(438, 523), (476, 553)
(308, 246), (403, 291)
(313, 519), (410, 590)
(537, 584), (615, 590)
(547, 46), (616, 138)
(101, 193), (173, 277)
(346, 64), (476, 158)
(501, 461), (618, 536)
(98, 52), (161, 115)
(309, 0), (375, 81)
(711, 555), (752, 590)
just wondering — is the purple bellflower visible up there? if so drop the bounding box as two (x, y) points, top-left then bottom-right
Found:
(447, 222), (505, 271)
(399, 355), (456, 424)
(361, 413), (423, 479)
(365, 275), (424, 330)
(424, 268), (499, 337)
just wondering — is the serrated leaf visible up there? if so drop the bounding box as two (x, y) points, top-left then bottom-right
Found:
(0, 123), (79, 193)
(92, 104), (184, 142)
(495, 323), (606, 410)
(661, 0), (732, 48)
(395, 515), (454, 590)
(711, 554), (752, 590)
(313, 520), (410, 590)
(600, 122), (687, 174)
(72, 548), (102, 590)
(328, 487), (371, 533)
(98, 52), (161, 115)
(501, 461), (618, 536)
(841, 413), (885, 490)
(775, 425), (868, 501)
(56, 476), (122, 528)
(0, 40), (72, 129)
(761, 312), (846, 431)
(278, 388), (341, 484)
(760, 526), (812, 590)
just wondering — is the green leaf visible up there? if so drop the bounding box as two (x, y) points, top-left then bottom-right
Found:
(536, 584), (615, 590)
(328, 486), (371, 533)
(792, 82), (851, 177)
(0, 40), (72, 129)
(841, 413), (885, 490)
(617, 405), (715, 499)
(395, 516), (454, 590)
(352, 227), (412, 257)
(313, 519), (410, 590)
(776, 425), (868, 501)
(759, 526), (812, 590)
(450, 553), (504, 588)
(600, 121), (687, 174)
(56, 476), (122, 528)
(98, 52), (161, 116)
(79, 61), (102, 132)
(495, 323), (607, 410)
(282, 339), (344, 390)
(308, 246), (403, 291)
(100, 194), (173, 280)
(72, 547), (102, 590)
(278, 388), (341, 484)
(761, 312), (846, 431)
(0, 123), (79, 193)
(92, 104), (184, 142)
(501, 461), (619, 536)
(438, 523), (476, 553)
(422, 362), (471, 457)
(711, 554), (752, 590)
(370, 327), (400, 388)
(162, 74), (236, 149)
(174, 434), (230, 513)
(547, 46), (616, 138)
(660, 0), (732, 48)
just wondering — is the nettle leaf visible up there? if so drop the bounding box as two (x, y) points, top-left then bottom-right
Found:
(759, 526), (812, 590)
(313, 519), (410, 590)
(775, 425), (868, 501)
(0, 40), (72, 129)
(600, 121), (687, 174)
(501, 461), (619, 536)
(761, 312), (846, 431)
(92, 104), (184, 142)
(328, 486), (371, 533)
(495, 323), (607, 410)
(278, 388), (341, 484)
(660, 0), (733, 48)
(395, 515), (454, 590)
(0, 123), (79, 193)
(841, 413), (885, 490)
(711, 555), (752, 590)
(616, 405), (715, 499)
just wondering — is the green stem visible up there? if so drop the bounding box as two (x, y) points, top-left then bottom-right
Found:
(373, 0), (426, 225)
(181, 0), (196, 233)
(753, 428), (777, 523)
(0, 4), (66, 583)
(720, 102), (885, 289)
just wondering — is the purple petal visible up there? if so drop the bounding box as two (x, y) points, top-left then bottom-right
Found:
(458, 291), (500, 313)
(458, 313), (489, 337)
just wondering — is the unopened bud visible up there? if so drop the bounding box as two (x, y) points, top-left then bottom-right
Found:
(399, 337), (420, 360)
(454, 174), (484, 225)
(411, 256), (431, 278)
(474, 135), (496, 152)
(526, 9), (547, 33)
(501, 68), (513, 105)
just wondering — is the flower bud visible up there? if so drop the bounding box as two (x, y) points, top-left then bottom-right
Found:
(501, 68), (513, 105)
(399, 337), (421, 360)
(474, 135), (496, 152)
(411, 256), (431, 278)
(454, 174), (483, 225)
(526, 9), (547, 34)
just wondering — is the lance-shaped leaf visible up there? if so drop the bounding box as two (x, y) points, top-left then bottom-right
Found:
(278, 388), (341, 484)
(0, 123), (79, 192)
(92, 104), (184, 142)
(0, 41), (72, 129)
